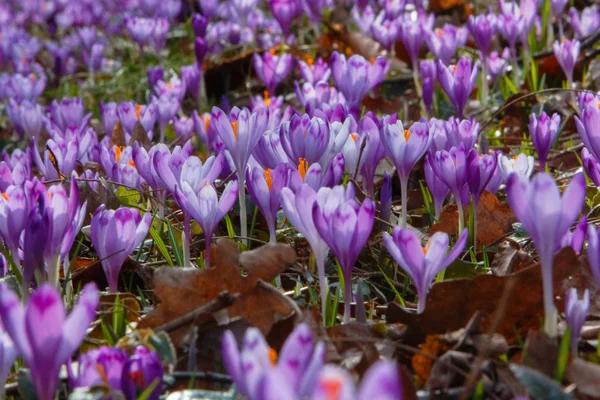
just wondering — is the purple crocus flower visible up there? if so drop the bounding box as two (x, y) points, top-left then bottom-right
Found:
(280, 114), (330, 165)
(100, 102), (119, 136)
(246, 164), (287, 244)
(467, 150), (498, 207)
(565, 288), (589, 355)
(18, 101), (44, 142)
(420, 60), (436, 115)
(125, 17), (155, 54)
(467, 13), (496, 57)
(181, 64), (201, 103)
(487, 48), (511, 83)
(281, 184), (330, 317)
(0, 325), (16, 397)
(121, 346), (163, 400)
(211, 106), (269, 243)
(195, 37), (207, 66)
(132, 143), (169, 217)
(553, 39), (580, 85)
(351, 4), (375, 34)
(253, 50), (293, 94)
(398, 18), (425, 69)
(529, 112), (561, 171)
(424, 24), (468, 65)
(154, 75), (186, 102)
(586, 224), (600, 288)
(498, 153), (534, 181)
(575, 103), (600, 161)
(424, 154), (449, 220)
(198, 0), (218, 18)
(506, 172), (586, 337)
(569, 6), (600, 39)
(147, 66), (164, 87)
(330, 52), (388, 113)
(0, 283), (99, 400)
(0, 161), (27, 192)
(560, 215), (587, 255)
(150, 18), (170, 53)
(384, 227), (467, 313)
(99, 145), (141, 190)
(430, 145), (469, 228)
(174, 115), (194, 139)
(270, 0), (298, 36)
(357, 116), (385, 196)
(312, 183), (375, 323)
(117, 101), (157, 138)
(444, 117), (479, 150)
(153, 94), (180, 142)
(298, 57), (330, 85)
(222, 323), (324, 399)
(371, 11), (399, 52)
(175, 180), (238, 268)
(192, 13), (208, 37)
(91, 206), (152, 292)
(71, 346), (129, 390)
(380, 118), (432, 226)
(309, 360), (402, 400)
(582, 147), (600, 186)
(437, 57), (479, 118)
(0, 184), (28, 263)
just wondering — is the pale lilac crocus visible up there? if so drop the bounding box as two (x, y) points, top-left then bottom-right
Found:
(384, 228), (468, 313)
(357, 115), (385, 197)
(0, 184), (28, 265)
(269, 0), (298, 36)
(211, 106), (269, 244)
(569, 6), (600, 39)
(298, 57), (330, 85)
(424, 154), (449, 220)
(420, 60), (436, 115)
(565, 288), (589, 355)
(312, 184), (375, 323)
(581, 147), (600, 187)
(371, 11), (399, 52)
(529, 112), (561, 171)
(0, 283), (99, 400)
(175, 181), (238, 268)
(424, 24), (468, 65)
(506, 172), (586, 337)
(0, 325), (16, 398)
(253, 50), (293, 94)
(246, 164), (288, 244)
(553, 39), (580, 87)
(91, 206), (152, 293)
(351, 5), (375, 34)
(222, 323), (324, 399)
(281, 184), (330, 319)
(498, 153), (534, 182)
(560, 215), (587, 255)
(380, 118), (432, 226)
(330, 52), (388, 114)
(437, 57), (479, 118)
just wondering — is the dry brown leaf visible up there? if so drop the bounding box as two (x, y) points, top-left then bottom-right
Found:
(110, 120), (126, 148)
(130, 121), (151, 148)
(139, 239), (299, 345)
(491, 241), (535, 276)
(412, 335), (450, 387)
(386, 248), (595, 345)
(430, 191), (517, 246)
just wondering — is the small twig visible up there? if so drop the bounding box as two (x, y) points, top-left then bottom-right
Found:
(154, 292), (239, 333)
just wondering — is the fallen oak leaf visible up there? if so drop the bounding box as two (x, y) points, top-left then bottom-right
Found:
(138, 239), (300, 346)
(386, 248), (592, 345)
(430, 191), (517, 246)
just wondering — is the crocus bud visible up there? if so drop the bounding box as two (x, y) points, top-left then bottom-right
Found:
(192, 13), (208, 37)
(565, 288), (589, 355)
(147, 66), (164, 87)
(269, 0), (298, 37)
(121, 346), (163, 400)
(194, 37), (207, 66)
(553, 39), (580, 84)
(437, 57), (479, 118)
(582, 147), (600, 186)
(529, 112), (561, 171)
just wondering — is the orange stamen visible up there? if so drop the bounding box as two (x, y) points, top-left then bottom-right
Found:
(128, 370), (145, 387)
(436, 28), (443, 38)
(452, 65), (457, 72)
(231, 121), (238, 140)
(370, 57), (376, 64)
(298, 158), (308, 180)
(265, 168), (273, 191)
(269, 348), (278, 365)
(96, 364), (108, 382)
(307, 57), (314, 66)
(350, 133), (358, 142)
(203, 115), (211, 133)
(263, 90), (271, 106)
(269, 48), (276, 56)
(404, 129), (411, 141)
(129, 160), (136, 169)
(321, 378), (343, 400)
(135, 104), (142, 120)
(167, 81), (173, 89)
(1, 193), (8, 201)
(114, 146), (123, 163)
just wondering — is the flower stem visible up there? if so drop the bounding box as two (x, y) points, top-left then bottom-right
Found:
(183, 211), (191, 267)
(480, 55), (489, 109)
(541, 253), (558, 337)
(316, 253), (328, 325)
(400, 175), (408, 227)
(412, 61), (427, 117)
(457, 199), (465, 234)
(417, 294), (426, 314)
(238, 170), (247, 247)
(343, 275), (352, 324)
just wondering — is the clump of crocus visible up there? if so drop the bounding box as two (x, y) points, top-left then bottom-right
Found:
(506, 172), (586, 337)
(553, 39), (580, 87)
(565, 288), (589, 355)
(384, 228), (468, 313)
(121, 346), (164, 400)
(211, 106), (269, 245)
(437, 57), (479, 118)
(175, 180), (238, 268)
(380, 118), (431, 226)
(91, 206), (151, 293)
(529, 112), (561, 172)
(222, 323), (324, 399)
(0, 283), (99, 400)
(312, 183), (375, 323)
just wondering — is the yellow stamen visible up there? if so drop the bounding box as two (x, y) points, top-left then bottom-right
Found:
(321, 378), (342, 400)
(265, 168), (273, 191)
(263, 90), (271, 106)
(404, 129), (411, 141)
(135, 104), (142, 120)
(231, 121), (238, 140)
(298, 158), (308, 180)
(269, 348), (277, 365)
